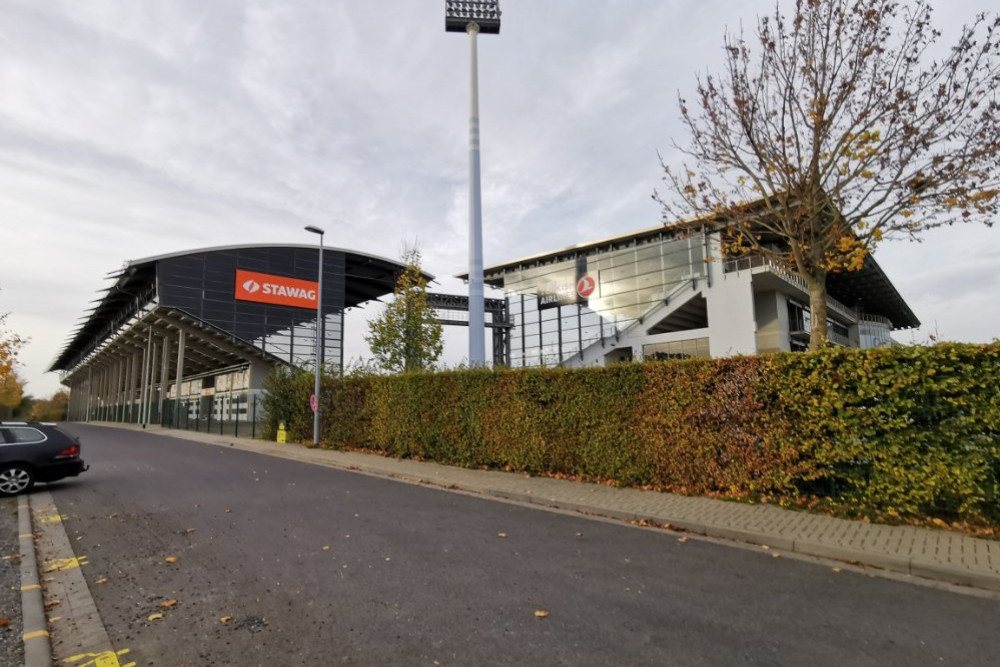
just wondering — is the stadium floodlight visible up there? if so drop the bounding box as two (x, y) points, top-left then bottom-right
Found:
(445, 0), (501, 366)
(445, 1), (501, 34)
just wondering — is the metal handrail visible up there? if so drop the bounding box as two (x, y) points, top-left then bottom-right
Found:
(723, 256), (858, 322)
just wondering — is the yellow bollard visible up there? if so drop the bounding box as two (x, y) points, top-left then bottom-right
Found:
(276, 420), (287, 443)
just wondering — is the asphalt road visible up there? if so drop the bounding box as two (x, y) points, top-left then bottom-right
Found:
(40, 424), (1000, 666)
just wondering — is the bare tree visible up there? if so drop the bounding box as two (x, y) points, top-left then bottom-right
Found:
(658, 0), (1000, 347)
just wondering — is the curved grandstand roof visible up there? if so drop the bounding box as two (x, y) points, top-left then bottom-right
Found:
(50, 244), (424, 373)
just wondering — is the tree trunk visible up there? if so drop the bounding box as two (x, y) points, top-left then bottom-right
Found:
(805, 270), (829, 350)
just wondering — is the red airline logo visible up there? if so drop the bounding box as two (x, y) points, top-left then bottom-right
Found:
(235, 269), (318, 309)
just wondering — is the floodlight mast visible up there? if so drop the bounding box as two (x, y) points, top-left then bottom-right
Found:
(446, 0), (500, 366)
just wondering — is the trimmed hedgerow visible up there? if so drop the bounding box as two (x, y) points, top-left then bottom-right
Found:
(263, 343), (1000, 525)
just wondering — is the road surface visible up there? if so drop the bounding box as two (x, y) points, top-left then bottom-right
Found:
(39, 424), (1000, 666)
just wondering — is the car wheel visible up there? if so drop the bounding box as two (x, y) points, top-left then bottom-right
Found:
(0, 465), (35, 496)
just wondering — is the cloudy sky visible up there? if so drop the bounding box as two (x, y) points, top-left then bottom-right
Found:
(2, 0), (997, 398)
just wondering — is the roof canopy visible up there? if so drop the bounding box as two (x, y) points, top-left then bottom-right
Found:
(466, 223), (919, 330)
(50, 244), (419, 373)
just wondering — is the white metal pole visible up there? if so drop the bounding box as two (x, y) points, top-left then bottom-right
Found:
(313, 233), (324, 447)
(467, 21), (486, 366)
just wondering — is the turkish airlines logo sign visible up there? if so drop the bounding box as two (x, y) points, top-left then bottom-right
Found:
(235, 269), (318, 309)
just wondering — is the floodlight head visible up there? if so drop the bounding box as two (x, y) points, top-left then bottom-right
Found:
(445, 0), (501, 34)
(304, 225), (325, 236)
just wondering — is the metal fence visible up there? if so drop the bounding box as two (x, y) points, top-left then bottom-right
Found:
(89, 391), (266, 439)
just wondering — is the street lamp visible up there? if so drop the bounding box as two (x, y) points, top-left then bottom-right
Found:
(446, 0), (500, 366)
(305, 224), (325, 448)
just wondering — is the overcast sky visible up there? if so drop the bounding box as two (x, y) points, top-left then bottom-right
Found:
(2, 0), (998, 398)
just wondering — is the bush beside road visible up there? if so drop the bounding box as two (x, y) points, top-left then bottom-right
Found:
(265, 343), (1000, 531)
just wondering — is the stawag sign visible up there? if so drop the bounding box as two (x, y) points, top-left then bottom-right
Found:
(235, 269), (318, 309)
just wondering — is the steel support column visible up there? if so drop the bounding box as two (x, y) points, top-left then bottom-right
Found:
(174, 330), (186, 429)
(158, 335), (171, 426)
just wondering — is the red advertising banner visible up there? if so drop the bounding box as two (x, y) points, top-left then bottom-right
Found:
(235, 269), (318, 310)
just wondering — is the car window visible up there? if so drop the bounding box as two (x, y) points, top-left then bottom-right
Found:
(3, 427), (47, 444)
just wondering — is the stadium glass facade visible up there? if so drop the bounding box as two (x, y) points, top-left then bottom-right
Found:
(479, 225), (918, 368)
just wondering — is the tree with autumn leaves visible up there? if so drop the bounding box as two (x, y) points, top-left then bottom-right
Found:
(365, 248), (444, 374)
(659, 0), (1000, 348)
(0, 302), (26, 414)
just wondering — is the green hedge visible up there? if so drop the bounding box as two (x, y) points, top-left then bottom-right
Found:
(263, 343), (1000, 525)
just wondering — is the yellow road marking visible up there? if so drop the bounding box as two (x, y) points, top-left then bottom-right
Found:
(37, 513), (67, 524)
(19, 533), (33, 539)
(21, 583), (41, 591)
(64, 648), (135, 667)
(23, 629), (50, 640)
(43, 556), (89, 572)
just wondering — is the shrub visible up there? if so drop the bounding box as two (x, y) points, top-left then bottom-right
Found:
(272, 343), (1000, 526)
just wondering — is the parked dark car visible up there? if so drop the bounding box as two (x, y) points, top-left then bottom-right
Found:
(0, 422), (88, 496)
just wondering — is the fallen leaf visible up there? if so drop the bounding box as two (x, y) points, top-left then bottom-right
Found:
(185, 528), (196, 534)
(772, 553), (781, 559)
(94, 577), (109, 585)
(147, 612), (164, 622)
(160, 599), (178, 608)
(225, 509), (232, 514)
(220, 615), (233, 624)
(44, 599), (61, 610)
(761, 545), (770, 550)
(832, 567), (842, 573)
(109, 513), (119, 519)
(0, 618), (9, 627)
(533, 610), (550, 618)
(48, 616), (62, 622)
(677, 536), (689, 543)
(164, 556), (178, 564)
(497, 533), (507, 538)
(322, 546), (331, 551)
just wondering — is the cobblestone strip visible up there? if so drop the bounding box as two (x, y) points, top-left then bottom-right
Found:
(18, 494), (51, 667)
(30, 490), (116, 662)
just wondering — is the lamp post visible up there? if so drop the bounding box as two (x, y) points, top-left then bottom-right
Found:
(305, 224), (325, 448)
(446, 0), (500, 366)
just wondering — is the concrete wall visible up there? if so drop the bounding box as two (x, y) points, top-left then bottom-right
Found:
(753, 289), (790, 353)
(706, 271), (758, 357)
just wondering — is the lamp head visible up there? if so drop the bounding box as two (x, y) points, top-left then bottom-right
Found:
(445, 0), (500, 34)
(304, 225), (325, 236)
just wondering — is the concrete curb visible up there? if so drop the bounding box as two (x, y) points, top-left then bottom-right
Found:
(297, 464), (1000, 593)
(230, 454), (1000, 593)
(18, 495), (52, 667)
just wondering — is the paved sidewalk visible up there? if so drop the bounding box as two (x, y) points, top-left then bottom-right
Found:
(85, 421), (1000, 593)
